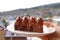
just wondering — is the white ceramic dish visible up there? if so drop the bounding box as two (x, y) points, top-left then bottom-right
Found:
(7, 22), (55, 37)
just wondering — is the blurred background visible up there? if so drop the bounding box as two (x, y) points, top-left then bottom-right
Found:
(0, 0), (60, 40)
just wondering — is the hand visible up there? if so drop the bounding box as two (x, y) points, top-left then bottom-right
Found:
(46, 25), (60, 40)
(38, 25), (60, 40)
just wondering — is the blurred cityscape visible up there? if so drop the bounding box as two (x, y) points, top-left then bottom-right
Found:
(0, 3), (60, 22)
(0, 3), (60, 28)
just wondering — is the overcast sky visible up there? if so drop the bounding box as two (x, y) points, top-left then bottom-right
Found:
(0, 0), (60, 12)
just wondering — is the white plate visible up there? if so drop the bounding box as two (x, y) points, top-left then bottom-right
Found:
(7, 22), (55, 37)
